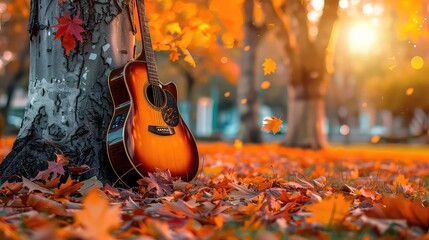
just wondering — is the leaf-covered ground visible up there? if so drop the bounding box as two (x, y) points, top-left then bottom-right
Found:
(1, 140), (429, 239)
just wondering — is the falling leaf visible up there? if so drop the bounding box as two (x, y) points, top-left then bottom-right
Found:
(371, 135), (381, 144)
(244, 45), (251, 51)
(261, 116), (283, 135)
(306, 194), (351, 226)
(52, 13), (85, 55)
(74, 189), (121, 240)
(406, 87), (414, 96)
(169, 50), (180, 62)
(241, 98), (247, 104)
(260, 81), (271, 89)
(224, 91), (230, 97)
(262, 58), (277, 75)
(388, 64), (397, 70)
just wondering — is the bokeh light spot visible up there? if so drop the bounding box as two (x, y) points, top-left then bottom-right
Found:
(411, 56), (424, 69)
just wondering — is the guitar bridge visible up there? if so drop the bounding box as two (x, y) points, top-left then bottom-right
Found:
(148, 125), (175, 136)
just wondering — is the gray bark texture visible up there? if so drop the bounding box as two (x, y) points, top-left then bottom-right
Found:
(0, 0), (135, 183)
(237, 0), (262, 143)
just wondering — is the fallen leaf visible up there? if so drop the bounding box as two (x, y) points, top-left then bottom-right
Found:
(77, 176), (103, 195)
(364, 195), (429, 230)
(23, 177), (53, 194)
(23, 194), (66, 215)
(306, 194), (352, 226)
(0, 218), (20, 240)
(33, 160), (65, 181)
(52, 176), (83, 199)
(74, 189), (121, 240)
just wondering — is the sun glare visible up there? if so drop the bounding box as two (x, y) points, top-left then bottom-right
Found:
(348, 22), (377, 54)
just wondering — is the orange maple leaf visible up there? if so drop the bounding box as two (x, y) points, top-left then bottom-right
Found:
(261, 116), (283, 135)
(52, 176), (83, 200)
(306, 194), (351, 226)
(262, 58), (277, 75)
(74, 189), (121, 240)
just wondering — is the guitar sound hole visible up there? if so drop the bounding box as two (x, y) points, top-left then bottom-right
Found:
(146, 84), (166, 108)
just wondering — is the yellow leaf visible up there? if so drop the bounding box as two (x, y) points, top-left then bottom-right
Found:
(406, 87), (414, 96)
(306, 194), (351, 226)
(180, 47), (196, 67)
(74, 189), (121, 240)
(166, 22), (182, 35)
(262, 58), (277, 75)
(393, 174), (409, 187)
(261, 116), (283, 135)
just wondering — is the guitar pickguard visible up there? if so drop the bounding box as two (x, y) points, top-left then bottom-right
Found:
(161, 92), (180, 127)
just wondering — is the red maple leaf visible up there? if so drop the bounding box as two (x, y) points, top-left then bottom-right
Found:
(53, 13), (85, 55)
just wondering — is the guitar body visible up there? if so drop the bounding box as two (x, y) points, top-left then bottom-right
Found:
(106, 60), (200, 186)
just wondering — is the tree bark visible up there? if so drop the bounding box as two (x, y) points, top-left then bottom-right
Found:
(0, 0), (135, 183)
(237, 0), (262, 143)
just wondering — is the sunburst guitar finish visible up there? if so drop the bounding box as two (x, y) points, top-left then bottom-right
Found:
(106, 61), (200, 186)
(106, 0), (199, 187)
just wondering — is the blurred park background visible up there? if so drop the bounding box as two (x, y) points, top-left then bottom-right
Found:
(0, 0), (428, 152)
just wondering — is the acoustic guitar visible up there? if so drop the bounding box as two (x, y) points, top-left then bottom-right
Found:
(106, 0), (200, 187)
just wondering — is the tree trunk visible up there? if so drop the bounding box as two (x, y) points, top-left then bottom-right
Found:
(237, 0), (262, 143)
(285, 78), (327, 149)
(0, 1), (135, 183)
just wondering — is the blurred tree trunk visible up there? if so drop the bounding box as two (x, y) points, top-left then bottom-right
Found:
(261, 0), (338, 149)
(0, 0), (135, 182)
(237, 0), (263, 143)
(1, 42), (30, 132)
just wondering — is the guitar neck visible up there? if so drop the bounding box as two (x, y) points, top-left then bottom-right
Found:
(136, 0), (160, 85)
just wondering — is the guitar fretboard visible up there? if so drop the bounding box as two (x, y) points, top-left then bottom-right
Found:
(139, 1), (160, 85)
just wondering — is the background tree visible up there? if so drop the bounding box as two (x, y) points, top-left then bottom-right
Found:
(259, 0), (339, 149)
(0, 0), (30, 134)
